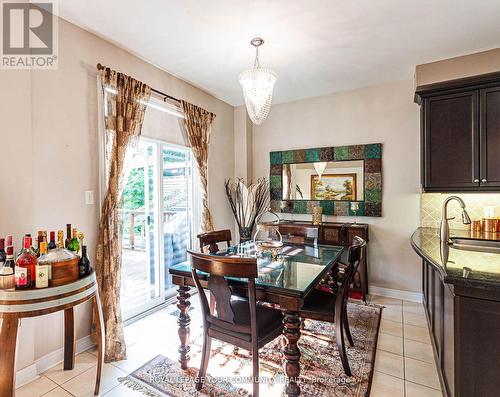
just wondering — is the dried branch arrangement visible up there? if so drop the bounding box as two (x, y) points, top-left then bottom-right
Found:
(224, 178), (270, 240)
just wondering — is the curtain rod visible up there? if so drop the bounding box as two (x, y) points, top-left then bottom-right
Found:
(96, 63), (181, 104)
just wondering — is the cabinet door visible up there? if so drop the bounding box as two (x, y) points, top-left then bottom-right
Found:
(480, 87), (500, 187)
(423, 91), (480, 190)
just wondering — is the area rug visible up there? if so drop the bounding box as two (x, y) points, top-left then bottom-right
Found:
(120, 302), (382, 397)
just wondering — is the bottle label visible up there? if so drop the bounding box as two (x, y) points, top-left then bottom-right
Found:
(36, 265), (49, 288)
(15, 266), (28, 286)
(0, 265), (14, 275)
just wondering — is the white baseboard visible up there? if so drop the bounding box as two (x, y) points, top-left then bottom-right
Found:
(369, 285), (423, 303)
(16, 334), (95, 388)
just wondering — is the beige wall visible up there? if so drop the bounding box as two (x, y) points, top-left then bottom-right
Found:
(250, 80), (422, 293)
(0, 17), (234, 373)
(415, 48), (500, 87)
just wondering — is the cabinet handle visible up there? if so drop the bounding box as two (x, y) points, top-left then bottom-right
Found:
(482, 179), (487, 183)
(474, 179), (479, 183)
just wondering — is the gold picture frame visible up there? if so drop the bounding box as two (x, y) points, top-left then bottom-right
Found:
(310, 173), (357, 201)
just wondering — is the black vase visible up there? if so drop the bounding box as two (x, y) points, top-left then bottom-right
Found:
(239, 226), (253, 243)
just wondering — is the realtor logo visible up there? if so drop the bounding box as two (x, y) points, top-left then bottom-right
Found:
(1, 1), (58, 68)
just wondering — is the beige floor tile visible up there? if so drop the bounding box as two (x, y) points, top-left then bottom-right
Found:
(403, 301), (425, 315)
(381, 307), (403, 323)
(103, 383), (145, 396)
(110, 341), (160, 374)
(405, 380), (442, 397)
(86, 345), (98, 357)
(370, 295), (403, 306)
(62, 363), (127, 396)
(373, 350), (404, 379)
(377, 333), (403, 356)
(405, 357), (441, 390)
(404, 323), (431, 343)
(16, 375), (58, 397)
(370, 295), (403, 312)
(404, 339), (435, 364)
(44, 352), (97, 385)
(379, 319), (403, 337)
(404, 311), (427, 328)
(41, 387), (73, 397)
(370, 371), (404, 397)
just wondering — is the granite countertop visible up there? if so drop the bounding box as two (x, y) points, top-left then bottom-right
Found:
(411, 227), (500, 289)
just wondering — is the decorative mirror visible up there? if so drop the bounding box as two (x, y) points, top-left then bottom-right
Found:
(269, 143), (382, 217)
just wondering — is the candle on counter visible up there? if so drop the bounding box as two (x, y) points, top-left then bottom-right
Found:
(484, 206), (495, 219)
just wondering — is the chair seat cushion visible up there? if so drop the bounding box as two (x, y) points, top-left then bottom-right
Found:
(209, 297), (284, 343)
(300, 289), (338, 319)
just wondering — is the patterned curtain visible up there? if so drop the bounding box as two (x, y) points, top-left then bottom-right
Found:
(96, 67), (151, 362)
(181, 101), (216, 233)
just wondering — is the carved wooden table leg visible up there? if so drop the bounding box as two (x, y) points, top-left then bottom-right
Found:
(283, 311), (301, 397)
(92, 290), (105, 396)
(177, 285), (191, 370)
(0, 314), (19, 397)
(63, 307), (75, 370)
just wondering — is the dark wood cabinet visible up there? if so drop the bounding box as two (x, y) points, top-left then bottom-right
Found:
(277, 221), (369, 300)
(421, 260), (500, 397)
(480, 86), (500, 187)
(416, 72), (500, 192)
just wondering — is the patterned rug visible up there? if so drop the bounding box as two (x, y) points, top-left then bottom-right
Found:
(120, 302), (381, 397)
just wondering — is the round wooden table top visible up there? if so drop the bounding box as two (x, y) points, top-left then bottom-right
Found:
(0, 272), (98, 318)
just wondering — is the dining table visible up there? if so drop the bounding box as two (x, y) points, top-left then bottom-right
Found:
(169, 240), (344, 397)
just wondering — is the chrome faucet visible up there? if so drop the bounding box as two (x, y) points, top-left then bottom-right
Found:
(440, 196), (471, 242)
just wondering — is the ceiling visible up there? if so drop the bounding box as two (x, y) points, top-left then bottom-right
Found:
(59, 0), (500, 105)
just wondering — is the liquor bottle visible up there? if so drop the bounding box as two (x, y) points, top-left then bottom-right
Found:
(57, 230), (65, 249)
(5, 235), (13, 248)
(16, 236), (36, 289)
(0, 238), (6, 268)
(0, 246), (15, 291)
(36, 230), (44, 257)
(68, 228), (80, 255)
(65, 224), (72, 249)
(48, 231), (57, 250)
(36, 242), (49, 288)
(79, 246), (91, 277)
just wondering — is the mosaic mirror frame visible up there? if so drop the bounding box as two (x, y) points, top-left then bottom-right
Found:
(269, 143), (383, 217)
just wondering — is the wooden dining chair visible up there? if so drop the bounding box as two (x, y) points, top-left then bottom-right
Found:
(197, 230), (232, 314)
(298, 236), (366, 376)
(197, 229), (232, 254)
(188, 249), (284, 397)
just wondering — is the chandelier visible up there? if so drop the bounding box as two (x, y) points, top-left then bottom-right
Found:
(239, 37), (277, 125)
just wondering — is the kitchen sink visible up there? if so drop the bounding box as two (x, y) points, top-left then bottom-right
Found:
(450, 237), (500, 254)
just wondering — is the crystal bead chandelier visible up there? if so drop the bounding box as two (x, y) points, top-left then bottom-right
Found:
(239, 37), (277, 125)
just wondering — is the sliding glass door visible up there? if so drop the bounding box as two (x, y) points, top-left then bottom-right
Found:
(121, 139), (198, 320)
(121, 140), (162, 320)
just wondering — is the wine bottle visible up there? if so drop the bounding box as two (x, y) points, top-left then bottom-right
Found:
(79, 246), (91, 277)
(65, 224), (72, 249)
(48, 231), (57, 250)
(16, 236), (36, 289)
(68, 228), (80, 255)
(57, 230), (64, 249)
(36, 242), (49, 288)
(36, 230), (44, 257)
(0, 238), (6, 269)
(0, 246), (15, 291)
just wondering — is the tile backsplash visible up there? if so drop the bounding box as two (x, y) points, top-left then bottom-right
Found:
(421, 193), (500, 229)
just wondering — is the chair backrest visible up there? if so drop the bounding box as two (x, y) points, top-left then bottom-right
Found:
(187, 249), (258, 335)
(339, 236), (366, 301)
(197, 229), (232, 254)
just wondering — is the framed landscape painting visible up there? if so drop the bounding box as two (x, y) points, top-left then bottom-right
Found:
(310, 173), (357, 201)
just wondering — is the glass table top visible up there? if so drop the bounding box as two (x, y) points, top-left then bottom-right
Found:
(169, 241), (344, 297)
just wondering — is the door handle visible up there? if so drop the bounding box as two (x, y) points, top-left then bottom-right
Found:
(474, 179), (479, 183)
(482, 179), (487, 183)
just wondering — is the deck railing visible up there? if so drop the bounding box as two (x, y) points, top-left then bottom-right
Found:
(122, 209), (181, 250)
